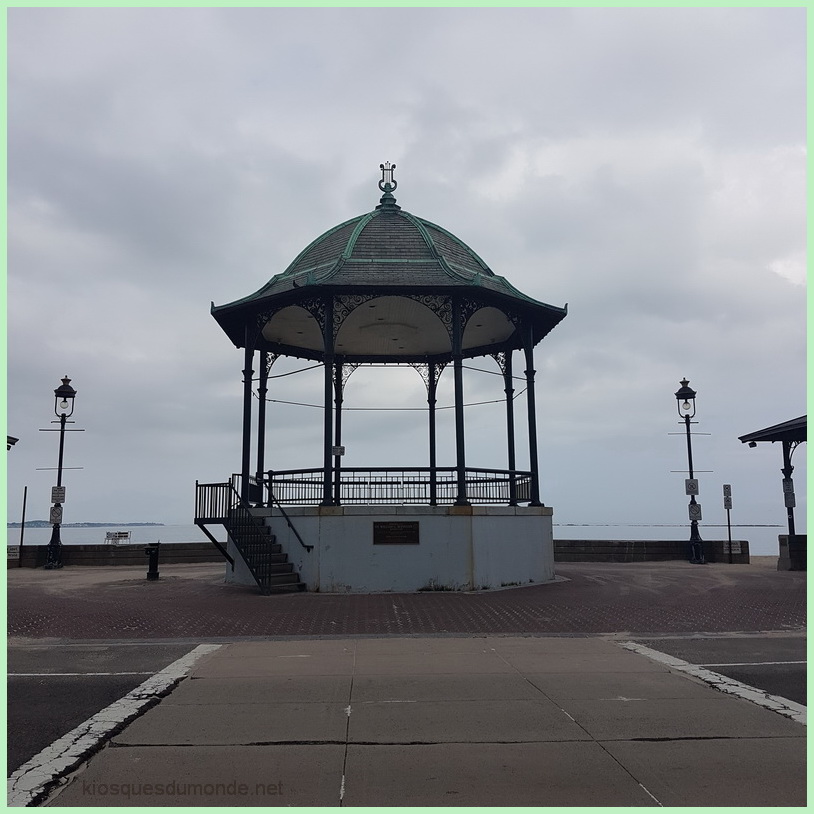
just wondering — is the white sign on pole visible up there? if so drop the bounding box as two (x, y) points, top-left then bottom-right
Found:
(723, 496), (733, 510)
(685, 479), (699, 496)
(332, 446), (345, 456)
(51, 486), (66, 504)
(723, 484), (732, 498)
(688, 502), (702, 521)
(49, 505), (63, 525)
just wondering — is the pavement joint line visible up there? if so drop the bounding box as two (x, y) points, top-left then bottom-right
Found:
(6, 643), (222, 807)
(638, 782), (662, 806)
(9, 672), (156, 677)
(620, 642), (807, 726)
(697, 661), (806, 667)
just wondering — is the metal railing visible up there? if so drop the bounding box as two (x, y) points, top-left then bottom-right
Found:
(195, 480), (236, 522)
(266, 467), (532, 505)
(207, 474), (313, 552)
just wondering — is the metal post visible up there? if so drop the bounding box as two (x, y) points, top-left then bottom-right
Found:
(428, 362), (438, 506)
(240, 339), (254, 504)
(322, 297), (335, 506)
(145, 542), (160, 581)
(504, 351), (517, 506)
(522, 325), (541, 506)
(685, 413), (705, 564)
(727, 506), (732, 564)
(781, 440), (801, 570)
(452, 302), (468, 505)
(45, 412), (68, 569)
(256, 350), (269, 501)
(19, 486), (27, 567)
(333, 360), (343, 505)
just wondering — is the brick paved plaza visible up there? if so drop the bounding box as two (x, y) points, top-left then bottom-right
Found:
(8, 559), (805, 639)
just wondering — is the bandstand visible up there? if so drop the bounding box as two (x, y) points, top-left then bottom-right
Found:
(195, 164), (568, 593)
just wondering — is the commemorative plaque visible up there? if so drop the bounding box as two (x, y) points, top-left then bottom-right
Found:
(373, 521), (419, 545)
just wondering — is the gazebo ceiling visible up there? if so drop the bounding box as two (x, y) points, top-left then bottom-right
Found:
(212, 164), (567, 362)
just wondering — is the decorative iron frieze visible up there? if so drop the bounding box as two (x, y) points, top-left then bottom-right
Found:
(409, 361), (448, 393)
(297, 296), (327, 331)
(264, 352), (281, 377)
(491, 351), (510, 376)
(403, 294), (453, 336)
(333, 293), (378, 340)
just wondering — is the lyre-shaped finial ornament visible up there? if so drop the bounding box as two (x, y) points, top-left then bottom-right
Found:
(379, 161), (397, 192)
(376, 162), (400, 210)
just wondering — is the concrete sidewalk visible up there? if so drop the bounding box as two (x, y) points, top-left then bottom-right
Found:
(41, 636), (805, 807)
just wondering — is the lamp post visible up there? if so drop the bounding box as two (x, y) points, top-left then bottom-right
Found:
(675, 378), (705, 565)
(45, 376), (76, 570)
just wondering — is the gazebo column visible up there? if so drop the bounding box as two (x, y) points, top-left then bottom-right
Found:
(452, 302), (468, 505)
(427, 362), (439, 506)
(333, 360), (344, 505)
(321, 298), (335, 506)
(503, 351), (518, 506)
(240, 331), (255, 504)
(256, 350), (269, 498)
(522, 324), (542, 506)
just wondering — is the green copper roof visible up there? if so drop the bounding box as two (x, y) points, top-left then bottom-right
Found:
(217, 186), (559, 312)
(211, 166), (568, 357)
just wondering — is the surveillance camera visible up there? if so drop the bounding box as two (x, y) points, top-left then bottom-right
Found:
(748, 441), (757, 448)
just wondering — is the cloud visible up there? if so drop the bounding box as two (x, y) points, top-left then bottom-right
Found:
(7, 8), (805, 557)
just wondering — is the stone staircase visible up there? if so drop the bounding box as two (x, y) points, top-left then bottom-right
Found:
(194, 479), (306, 595)
(223, 510), (306, 595)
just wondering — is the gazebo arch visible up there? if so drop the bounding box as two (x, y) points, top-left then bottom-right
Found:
(196, 164), (568, 594)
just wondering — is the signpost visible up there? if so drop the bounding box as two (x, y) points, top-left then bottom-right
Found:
(723, 484), (733, 563)
(782, 478), (796, 508)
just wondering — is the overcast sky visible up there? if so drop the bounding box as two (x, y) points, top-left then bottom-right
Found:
(7, 7), (806, 555)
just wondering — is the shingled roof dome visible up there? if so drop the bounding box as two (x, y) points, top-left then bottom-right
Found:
(211, 164), (567, 362)
(243, 178), (529, 302)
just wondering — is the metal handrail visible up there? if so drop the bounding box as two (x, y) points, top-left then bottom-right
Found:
(230, 474), (313, 552)
(268, 489), (313, 552)
(267, 467), (533, 505)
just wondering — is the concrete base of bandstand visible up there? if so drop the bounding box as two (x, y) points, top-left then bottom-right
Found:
(225, 505), (555, 593)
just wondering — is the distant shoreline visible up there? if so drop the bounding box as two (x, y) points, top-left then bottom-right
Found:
(7, 522), (165, 529)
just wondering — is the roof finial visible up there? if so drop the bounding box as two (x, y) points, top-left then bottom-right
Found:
(376, 162), (400, 210)
(379, 162), (397, 192)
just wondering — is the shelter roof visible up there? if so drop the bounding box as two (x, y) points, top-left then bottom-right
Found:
(738, 416), (807, 444)
(216, 189), (559, 310)
(211, 165), (567, 360)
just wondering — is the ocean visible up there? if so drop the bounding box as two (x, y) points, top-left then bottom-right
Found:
(6, 522), (785, 556)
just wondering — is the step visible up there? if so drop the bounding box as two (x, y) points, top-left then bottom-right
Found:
(254, 563), (295, 576)
(228, 526), (275, 542)
(263, 582), (306, 595)
(263, 572), (300, 586)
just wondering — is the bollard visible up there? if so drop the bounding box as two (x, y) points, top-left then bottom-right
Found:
(145, 541), (160, 581)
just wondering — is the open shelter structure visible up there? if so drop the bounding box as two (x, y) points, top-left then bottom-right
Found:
(739, 416), (807, 571)
(196, 165), (568, 593)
